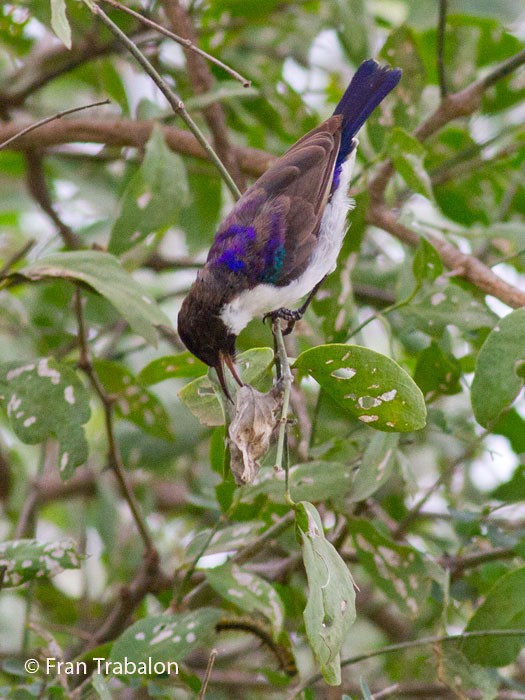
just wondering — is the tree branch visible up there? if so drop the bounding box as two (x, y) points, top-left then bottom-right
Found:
(100, 0), (250, 87)
(160, 0), (246, 190)
(0, 117), (275, 177)
(74, 289), (156, 554)
(84, 0), (241, 199)
(437, 0), (448, 99)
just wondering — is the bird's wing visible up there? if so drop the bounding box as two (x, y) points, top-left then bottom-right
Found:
(207, 115), (342, 288)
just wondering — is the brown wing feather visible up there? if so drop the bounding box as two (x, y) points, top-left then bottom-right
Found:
(206, 115), (343, 292)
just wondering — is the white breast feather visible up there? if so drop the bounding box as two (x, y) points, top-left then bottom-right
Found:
(221, 149), (357, 336)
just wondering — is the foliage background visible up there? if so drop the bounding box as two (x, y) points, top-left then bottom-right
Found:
(1, 0), (525, 698)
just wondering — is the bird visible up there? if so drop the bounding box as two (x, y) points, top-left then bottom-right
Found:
(178, 59), (402, 401)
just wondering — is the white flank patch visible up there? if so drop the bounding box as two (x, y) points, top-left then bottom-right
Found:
(221, 151), (357, 335)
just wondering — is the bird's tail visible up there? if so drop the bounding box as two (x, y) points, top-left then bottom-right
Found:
(334, 59), (402, 166)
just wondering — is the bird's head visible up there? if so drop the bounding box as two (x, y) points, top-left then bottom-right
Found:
(177, 291), (242, 402)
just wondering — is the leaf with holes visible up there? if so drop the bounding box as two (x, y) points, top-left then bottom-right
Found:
(184, 521), (267, 562)
(109, 608), (222, 674)
(242, 461), (356, 504)
(0, 539), (81, 588)
(296, 501), (356, 686)
(138, 352), (207, 385)
(400, 284), (496, 339)
(351, 519), (429, 617)
(94, 360), (173, 439)
(471, 307), (525, 428)
(412, 237), (443, 283)
(0, 359), (90, 479)
(206, 563), (285, 641)
(13, 251), (170, 346)
(294, 344), (426, 432)
(348, 433), (399, 502)
(462, 566), (525, 666)
(178, 348), (274, 426)
(109, 126), (189, 255)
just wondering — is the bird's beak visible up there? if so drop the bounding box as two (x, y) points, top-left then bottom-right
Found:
(215, 351), (244, 403)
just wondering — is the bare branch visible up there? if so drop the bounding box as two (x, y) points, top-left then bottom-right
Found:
(100, 0), (250, 87)
(24, 151), (81, 249)
(84, 0), (242, 199)
(0, 99), (110, 151)
(74, 289), (156, 554)
(160, 0), (246, 190)
(0, 117), (276, 177)
(437, 0), (448, 99)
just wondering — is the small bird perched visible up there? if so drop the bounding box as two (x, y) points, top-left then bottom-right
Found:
(178, 59), (402, 401)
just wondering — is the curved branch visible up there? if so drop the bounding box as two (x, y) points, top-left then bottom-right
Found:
(367, 47), (525, 310)
(0, 117), (276, 177)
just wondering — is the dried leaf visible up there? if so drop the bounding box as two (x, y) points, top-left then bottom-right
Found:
(228, 384), (283, 485)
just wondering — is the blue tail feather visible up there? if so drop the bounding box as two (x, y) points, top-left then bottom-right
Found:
(334, 59), (402, 167)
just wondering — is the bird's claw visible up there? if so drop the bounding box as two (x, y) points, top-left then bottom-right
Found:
(263, 307), (303, 335)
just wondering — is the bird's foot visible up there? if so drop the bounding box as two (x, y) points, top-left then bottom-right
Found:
(263, 307), (303, 335)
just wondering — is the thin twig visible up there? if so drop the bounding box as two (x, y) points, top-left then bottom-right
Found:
(0, 100), (110, 150)
(272, 319), (294, 505)
(437, 0), (448, 99)
(161, 0), (246, 190)
(181, 510), (295, 607)
(99, 0), (250, 87)
(83, 0), (241, 200)
(0, 239), (35, 278)
(286, 629), (525, 699)
(198, 649), (218, 700)
(482, 46), (525, 89)
(74, 288), (155, 554)
(24, 151), (80, 249)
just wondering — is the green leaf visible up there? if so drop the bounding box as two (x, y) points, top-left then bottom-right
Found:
(93, 360), (173, 439)
(110, 608), (222, 674)
(179, 171), (222, 254)
(109, 127), (189, 255)
(462, 566), (525, 666)
(333, 0), (371, 65)
(412, 237), (443, 283)
(138, 352), (207, 385)
(296, 501), (356, 686)
(0, 539), (81, 587)
(349, 433), (399, 502)
(471, 308), (525, 428)
(206, 563), (285, 641)
(50, 0), (71, 49)
(293, 344), (426, 432)
(15, 251), (170, 346)
(386, 127), (433, 199)
(400, 284), (497, 338)
(439, 647), (498, 700)
(414, 342), (462, 398)
(185, 521), (267, 563)
(0, 359), (90, 478)
(242, 461), (356, 504)
(91, 674), (113, 700)
(178, 348), (274, 426)
(351, 519), (430, 616)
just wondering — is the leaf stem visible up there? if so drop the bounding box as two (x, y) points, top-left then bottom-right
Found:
(83, 0), (241, 200)
(272, 319), (294, 505)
